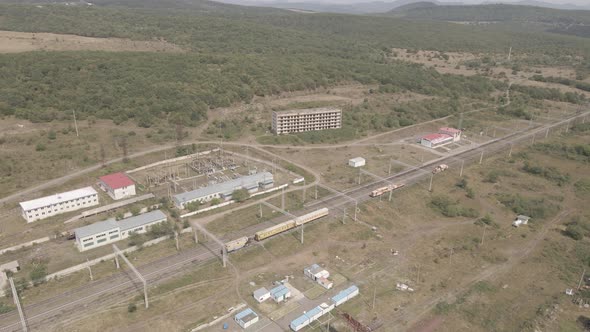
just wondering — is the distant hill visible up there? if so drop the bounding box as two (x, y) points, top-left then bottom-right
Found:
(393, 1), (438, 11)
(389, 4), (590, 37)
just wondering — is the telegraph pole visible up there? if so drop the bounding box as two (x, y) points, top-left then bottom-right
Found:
(428, 173), (434, 192)
(9, 277), (28, 332)
(72, 110), (79, 137)
(480, 225), (487, 246)
(460, 160), (464, 177)
(479, 150), (484, 164)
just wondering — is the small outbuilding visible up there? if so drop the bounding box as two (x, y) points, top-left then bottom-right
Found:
(348, 157), (366, 168)
(439, 127), (462, 142)
(304, 263), (330, 281)
(512, 215), (531, 227)
(270, 284), (291, 303)
(234, 308), (259, 329)
(420, 133), (454, 148)
(253, 287), (270, 303)
(98, 172), (136, 200)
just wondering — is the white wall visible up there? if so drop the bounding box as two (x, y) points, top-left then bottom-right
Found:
(23, 194), (99, 223)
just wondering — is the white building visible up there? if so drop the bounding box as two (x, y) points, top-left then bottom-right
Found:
(253, 287), (271, 303)
(304, 263), (333, 289)
(439, 127), (462, 142)
(348, 157), (366, 168)
(512, 215), (531, 227)
(234, 308), (259, 329)
(98, 172), (136, 200)
(420, 133), (454, 148)
(19, 186), (99, 223)
(74, 210), (167, 251)
(172, 172), (273, 209)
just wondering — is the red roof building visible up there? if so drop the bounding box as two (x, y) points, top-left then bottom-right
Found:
(98, 172), (136, 200)
(439, 127), (462, 142)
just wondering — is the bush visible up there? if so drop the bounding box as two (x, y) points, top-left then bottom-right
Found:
(147, 222), (174, 239)
(29, 264), (47, 286)
(128, 232), (146, 247)
(210, 198), (221, 206)
(128, 303), (137, 313)
(565, 224), (584, 241)
(430, 195), (479, 218)
(496, 193), (559, 219)
(35, 143), (46, 152)
(232, 188), (250, 202)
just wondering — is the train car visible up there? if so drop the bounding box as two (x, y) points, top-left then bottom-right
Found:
(254, 208), (330, 241)
(224, 236), (249, 252)
(295, 208), (329, 226)
(369, 183), (405, 197)
(432, 164), (449, 174)
(255, 219), (297, 241)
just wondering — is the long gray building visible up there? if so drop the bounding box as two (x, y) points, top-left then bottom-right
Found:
(173, 172), (273, 209)
(272, 107), (342, 135)
(74, 210), (167, 251)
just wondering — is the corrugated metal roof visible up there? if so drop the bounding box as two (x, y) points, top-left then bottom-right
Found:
(99, 172), (134, 189)
(75, 219), (119, 239)
(235, 308), (257, 321)
(20, 186), (97, 211)
(118, 210), (167, 231)
(74, 210), (167, 238)
(332, 285), (359, 303)
(291, 314), (310, 327)
(173, 172), (273, 205)
(270, 284), (289, 297)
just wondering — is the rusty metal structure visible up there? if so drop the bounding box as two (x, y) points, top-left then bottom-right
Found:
(341, 313), (382, 332)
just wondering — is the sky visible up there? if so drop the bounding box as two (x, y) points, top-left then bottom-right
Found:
(249, 0), (590, 5)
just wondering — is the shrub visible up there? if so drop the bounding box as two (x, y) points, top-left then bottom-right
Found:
(232, 188), (250, 202)
(128, 303), (137, 313)
(430, 195), (479, 218)
(565, 224), (584, 241)
(30, 264), (47, 286)
(35, 143), (46, 151)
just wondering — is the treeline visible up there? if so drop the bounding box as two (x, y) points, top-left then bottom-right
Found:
(511, 84), (586, 104)
(531, 75), (590, 92)
(0, 51), (498, 125)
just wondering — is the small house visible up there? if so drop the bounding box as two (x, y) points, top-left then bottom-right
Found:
(512, 215), (531, 227)
(270, 284), (291, 303)
(234, 308), (259, 329)
(98, 172), (136, 200)
(304, 263), (330, 281)
(253, 287), (270, 303)
(348, 157), (365, 168)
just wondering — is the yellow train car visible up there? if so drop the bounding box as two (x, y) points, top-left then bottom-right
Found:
(254, 220), (297, 241)
(254, 208), (330, 241)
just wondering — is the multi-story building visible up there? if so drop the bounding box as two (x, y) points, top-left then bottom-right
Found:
(19, 187), (99, 223)
(74, 210), (167, 251)
(272, 107), (342, 135)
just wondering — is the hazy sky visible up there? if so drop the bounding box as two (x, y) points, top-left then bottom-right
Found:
(253, 0), (590, 5)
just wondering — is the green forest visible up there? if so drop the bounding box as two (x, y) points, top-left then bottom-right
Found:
(0, 1), (588, 126)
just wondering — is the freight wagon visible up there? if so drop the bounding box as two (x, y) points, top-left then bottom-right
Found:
(254, 208), (329, 241)
(224, 236), (249, 252)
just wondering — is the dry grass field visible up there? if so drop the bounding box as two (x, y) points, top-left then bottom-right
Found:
(0, 30), (184, 53)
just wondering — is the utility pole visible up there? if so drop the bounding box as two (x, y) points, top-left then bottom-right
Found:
(87, 258), (93, 281)
(9, 277), (28, 332)
(508, 144), (513, 158)
(259, 203), (263, 219)
(175, 231), (180, 251)
(281, 187), (285, 210)
(460, 160), (464, 177)
(357, 168), (361, 185)
(342, 208), (346, 225)
(545, 128), (549, 139)
(416, 264), (421, 284)
(315, 185), (318, 200)
(113, 245), (149, 308)
(480, 225), (487, 246)
(479, 150), (484, 164)
(507, 46), (512, 61)
(300, 222), (304, 244)
(388, 159), (393, 176)
(428, 173), (434, 192)
(372, 284), (377, 311)
(577, 268), (586, 291)
(73, 110), (79, 137)
(449, 248), (454, 265)
(531, 134), (536, 144)
(458, 112), (464, 130)
(354, 201), (358, 222)
(302, 179), (306, 203)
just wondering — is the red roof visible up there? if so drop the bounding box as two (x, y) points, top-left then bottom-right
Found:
(439, 127), (462, 134)
(99, 172), (134, 189)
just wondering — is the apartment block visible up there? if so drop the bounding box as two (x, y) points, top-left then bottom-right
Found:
(272, 107), (342, 135)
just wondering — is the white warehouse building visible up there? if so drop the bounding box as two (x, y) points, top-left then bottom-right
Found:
(19, 186), (99, 223)
(74, 210), (167, 251)
(172, 172), (274, 209)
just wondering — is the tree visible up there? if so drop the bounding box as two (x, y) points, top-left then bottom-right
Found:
(128, 232), (146, 248)
(128, 303), (137, 313)
(565, 224), (584, 240)
(30, 263), (48, 286)
(232, 188), (250, 202)
(210, 198), (221, 206)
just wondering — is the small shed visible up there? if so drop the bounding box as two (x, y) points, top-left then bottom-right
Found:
(253, 287), (270, 303)
(512, 215), (531, 227)
(304, 263), (330, 281)
(234, 308), (259, 329)
(348, 157), (366, 168)
(270, 284), (291, 303)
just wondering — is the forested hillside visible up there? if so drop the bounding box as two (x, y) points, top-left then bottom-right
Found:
(0, 2), (588, 126)
(391, 4), (590, 38)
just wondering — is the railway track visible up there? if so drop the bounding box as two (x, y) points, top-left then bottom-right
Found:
(0, 110), (586, 331)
